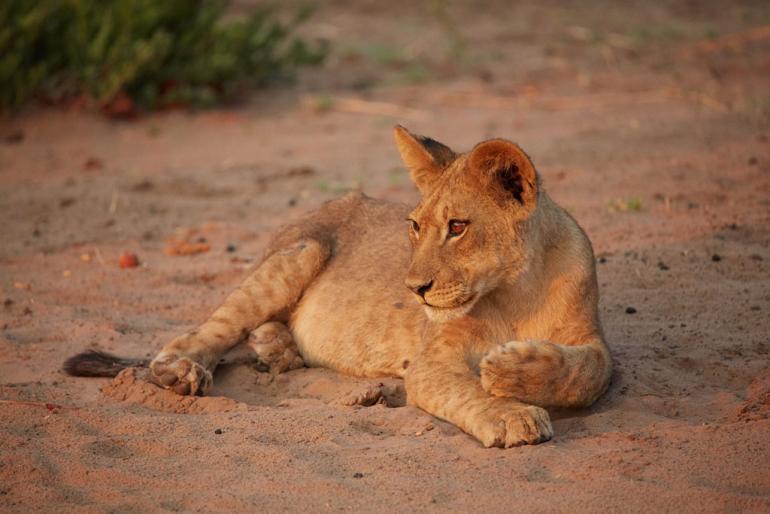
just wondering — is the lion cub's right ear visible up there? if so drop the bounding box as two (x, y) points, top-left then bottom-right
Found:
(393, 125), (456, 195)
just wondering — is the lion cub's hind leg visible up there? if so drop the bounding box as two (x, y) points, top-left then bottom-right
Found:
(151, 238), (330, 396)
(247, 321), (304, 374)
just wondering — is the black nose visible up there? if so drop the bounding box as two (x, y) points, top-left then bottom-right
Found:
(408, 280), (433, 297)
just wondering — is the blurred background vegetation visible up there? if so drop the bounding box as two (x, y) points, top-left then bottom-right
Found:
(0, 0), (326, 115)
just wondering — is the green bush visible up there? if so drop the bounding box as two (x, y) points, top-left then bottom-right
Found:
(0, 0), (326, 113)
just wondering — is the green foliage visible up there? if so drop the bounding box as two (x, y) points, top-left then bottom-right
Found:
(608, 197), (643, 213)
(0, 0), (326, 112)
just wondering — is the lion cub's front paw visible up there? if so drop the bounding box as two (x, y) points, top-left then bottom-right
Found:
(468, 402), (553, 448)
(150, 351), (213, 396)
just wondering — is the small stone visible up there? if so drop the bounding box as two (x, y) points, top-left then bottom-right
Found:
(226, 244), (237, 253)
(657, 261), (669, 271)
(119, 252), (140, 269)
(353, 472), (363, 478)
(83, 157), (104, 171)
(598, 256), (607, 264)
(625, 306), (637, 314)
(4, 130), (24, 144)
(711, 254), (722, 262)
(214, 428), (223, 435)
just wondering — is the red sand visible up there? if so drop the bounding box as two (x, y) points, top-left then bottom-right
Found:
(1, 2), (769, 512)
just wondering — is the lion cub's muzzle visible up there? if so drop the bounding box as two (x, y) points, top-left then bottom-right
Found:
(405, 275), (476, 311)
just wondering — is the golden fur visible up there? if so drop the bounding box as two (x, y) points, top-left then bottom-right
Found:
(148, 127), (612, 447)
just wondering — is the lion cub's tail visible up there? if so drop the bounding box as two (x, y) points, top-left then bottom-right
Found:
(63, 350), (149, 377)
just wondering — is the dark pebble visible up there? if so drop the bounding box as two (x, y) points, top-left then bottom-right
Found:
(598, 257), (607, 264)
(750, 306), (760, 311)
(214, 428), (223, 435)
(4, 130), (24, 144)
(657, 261), (669, 271)
(353, 472), (364, 478)
(288, 197), (298, 207)
(226, 244), (236, 253)
(625, 306), (637, 314)
(711, 254), (722, 262)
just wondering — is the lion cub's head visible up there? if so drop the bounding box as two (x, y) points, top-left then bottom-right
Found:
(394, 126), (540, 321)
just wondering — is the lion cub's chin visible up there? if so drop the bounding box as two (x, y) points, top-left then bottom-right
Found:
(423, 296), (478, 322)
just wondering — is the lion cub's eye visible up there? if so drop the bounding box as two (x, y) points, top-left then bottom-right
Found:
(448, 220), (468, 237)
(407, 219), (420, 234)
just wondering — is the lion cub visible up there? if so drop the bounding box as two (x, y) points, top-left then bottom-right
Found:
(66, 127), (611, 447)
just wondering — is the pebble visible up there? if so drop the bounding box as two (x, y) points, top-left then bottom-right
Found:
(711, 254), (722, 262)
(626, 306), (637, 314)
(119, 251), (140, 269)
(353, 472), (363, 478)
(214, 428), (223, 435)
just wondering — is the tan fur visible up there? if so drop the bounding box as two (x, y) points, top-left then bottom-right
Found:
(149, 127), (612, 447)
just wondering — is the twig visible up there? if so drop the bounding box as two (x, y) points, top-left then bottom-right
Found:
(678, 25), (770, 58)
(311, 96), (428, 121)
(0, 399), (76, 410)
(108, 188), (119, 214)
(434, 87), (728, 113)
(93, 247), (106, 266)
(433, 89), (675, 112)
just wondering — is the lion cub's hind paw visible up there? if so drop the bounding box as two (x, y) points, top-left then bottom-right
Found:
(150, 353), (213, 396)
(248, 322), (304, 375)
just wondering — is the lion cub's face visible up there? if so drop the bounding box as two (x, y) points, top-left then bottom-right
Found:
(394, 126), (539, 321)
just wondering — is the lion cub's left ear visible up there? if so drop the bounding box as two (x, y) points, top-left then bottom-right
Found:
(393, 125), (457, 195)
(468, 139), (539, 210)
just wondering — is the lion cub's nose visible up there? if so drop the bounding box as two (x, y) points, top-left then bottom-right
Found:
(406, 279), (433, 298)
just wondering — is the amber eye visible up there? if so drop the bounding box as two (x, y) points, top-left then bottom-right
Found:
(448, 220), (468, 237)
(408, 219), (420, 234)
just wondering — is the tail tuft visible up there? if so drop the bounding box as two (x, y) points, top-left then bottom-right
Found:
(62, 350), (148, 377)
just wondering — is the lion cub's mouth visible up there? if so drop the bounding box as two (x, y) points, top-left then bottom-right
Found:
(422, 293), (478, 320)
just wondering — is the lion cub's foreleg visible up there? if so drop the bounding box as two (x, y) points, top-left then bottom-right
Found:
(151, 239), (329, 395)
(404, 325), (553, 448)
(479, 338), (611, 408)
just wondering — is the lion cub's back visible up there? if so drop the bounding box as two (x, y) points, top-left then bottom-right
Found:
(288, 193), (426, 377)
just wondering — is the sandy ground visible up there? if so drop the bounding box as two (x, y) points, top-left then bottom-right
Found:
(1, 1), (769, 512)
